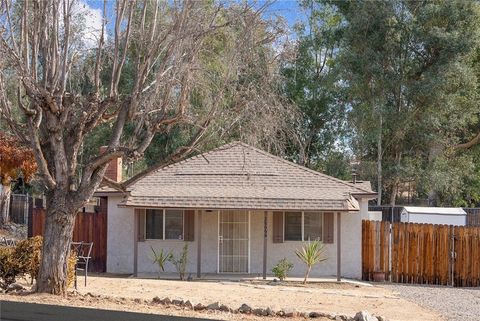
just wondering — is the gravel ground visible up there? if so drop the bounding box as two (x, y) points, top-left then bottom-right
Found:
(381, 284), (480, 321)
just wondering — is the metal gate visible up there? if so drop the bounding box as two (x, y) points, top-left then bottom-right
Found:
(9, 194), (32, 225)
(218, 210), (250, 273)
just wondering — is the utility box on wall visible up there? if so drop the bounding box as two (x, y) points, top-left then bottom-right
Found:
(400, 206), (466, 226)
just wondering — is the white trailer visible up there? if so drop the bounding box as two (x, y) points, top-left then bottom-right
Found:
(400, 206), (466, 226)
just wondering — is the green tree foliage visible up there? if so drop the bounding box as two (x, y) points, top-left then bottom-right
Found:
(329, 0), (480, 205)
(281, 1), (348, 172)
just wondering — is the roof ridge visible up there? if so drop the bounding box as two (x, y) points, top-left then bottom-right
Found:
(234, 142), (373, 194)
(127, 140), (373, 195)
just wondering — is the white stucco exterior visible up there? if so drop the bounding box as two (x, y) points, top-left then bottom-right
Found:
(106, 196), (366, 279)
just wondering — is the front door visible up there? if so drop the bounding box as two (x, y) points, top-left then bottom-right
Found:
(218, 210), (249, 273)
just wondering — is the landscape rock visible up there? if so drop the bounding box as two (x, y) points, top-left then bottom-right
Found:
(253, 308), (268, 316)
(152, 296), (162, 304)
(6, 283), (25, 293)
(276, 310), (285, 317)
(219, 304), (230, 312)
(266, 307), (275, 316)
(156, 297), (172, 305)
(183, 300), (193, 310)
(194, 303), (206, 311)
(172, 299), (184, 306)
(284, 308), (298, 317)
(354, 311), (378, 321)
(238, 303), (252, 314)
(309, 312), (323, 318)
(207, 302), (220, 310)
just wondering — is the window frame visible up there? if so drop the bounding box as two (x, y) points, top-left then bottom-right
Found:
(283, 211), (324, 242)
(145, 208), (185, 241)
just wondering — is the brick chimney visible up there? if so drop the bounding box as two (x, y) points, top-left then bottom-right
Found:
(99, 146), (123, 182)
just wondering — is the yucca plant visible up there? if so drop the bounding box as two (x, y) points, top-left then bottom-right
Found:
(295, 240), (327, 284)
(150, 247), (172, 278)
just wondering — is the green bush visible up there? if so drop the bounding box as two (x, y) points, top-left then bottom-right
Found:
(150, 246), (172, 278)
(168, 242), (189, 280)
(272, 258), (293, 281)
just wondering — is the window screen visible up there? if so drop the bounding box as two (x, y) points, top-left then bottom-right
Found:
(304, 212), (323, 241)
(146, 209), (163, 239)
(284, 211), (302, 241)
(165, 209), (184, 240)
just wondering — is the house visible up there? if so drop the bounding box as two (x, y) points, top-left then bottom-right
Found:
(400, 206), (467, 226)
(95, 141), (376, 279)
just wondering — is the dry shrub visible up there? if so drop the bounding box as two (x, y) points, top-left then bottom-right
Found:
(13, 236), (42, 281)
(0, 236), (77, 289)
(0, 246), (21, 289)
(67, 251), (77, 288)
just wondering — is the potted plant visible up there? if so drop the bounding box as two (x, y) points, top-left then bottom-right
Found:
(372, 270), (386, 282)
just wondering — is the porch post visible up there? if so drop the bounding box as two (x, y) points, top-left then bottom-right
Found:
(133, 210), (138, 277)
(336, 212), (341, 282)
(197, 210), (202, 278)
(263, 211), (268, 279)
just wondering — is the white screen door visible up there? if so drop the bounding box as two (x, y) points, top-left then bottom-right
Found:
(218, 210), (249, 273)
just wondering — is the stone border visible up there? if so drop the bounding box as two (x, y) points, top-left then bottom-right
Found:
(150, 295), (387, 321)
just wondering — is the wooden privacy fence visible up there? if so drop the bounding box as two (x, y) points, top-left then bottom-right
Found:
(362, 220), (480, 287)
(30, 197), (107, 273)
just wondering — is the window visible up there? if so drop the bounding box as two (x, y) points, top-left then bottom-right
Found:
(146, 209), (163, 239)
(284, 212), (323, 242)
(146, 209), (184, 240)
(165, 210), (183, 240)
(284, 212), (302, 241)
(304, 212), (322, 241)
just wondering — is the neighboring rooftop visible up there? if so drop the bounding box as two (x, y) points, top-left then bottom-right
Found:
(116, 141), (374, 211)
(402, 207), (467, 215)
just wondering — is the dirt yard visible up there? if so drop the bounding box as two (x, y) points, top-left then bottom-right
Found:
(0, 275), (441, 321)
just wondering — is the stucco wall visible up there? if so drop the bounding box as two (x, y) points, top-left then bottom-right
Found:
(106, 196), (135, 273)
(106, 198), (363, 279)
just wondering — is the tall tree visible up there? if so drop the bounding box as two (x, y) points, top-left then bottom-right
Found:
(281, 0), (346, 171)
(331, 0), (480, 205)
(0, 0), (289, 294)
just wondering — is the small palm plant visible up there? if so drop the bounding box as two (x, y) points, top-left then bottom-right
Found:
(150, 246), (172, 278)
(295, 240), (327, 284)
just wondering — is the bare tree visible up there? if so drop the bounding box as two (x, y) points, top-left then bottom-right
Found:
(0, 0), (289, 294)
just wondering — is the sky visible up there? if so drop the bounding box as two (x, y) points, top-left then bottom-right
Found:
(81, 0), (304, 33)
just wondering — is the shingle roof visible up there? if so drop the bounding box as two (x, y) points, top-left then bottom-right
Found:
(119, 141), (374, 211)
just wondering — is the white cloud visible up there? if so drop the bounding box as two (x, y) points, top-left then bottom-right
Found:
(72, 0), (105, 49)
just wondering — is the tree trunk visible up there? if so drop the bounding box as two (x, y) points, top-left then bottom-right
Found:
(390, 181), (398, 206)
(303, 265), (312, 284)
(36, 191), (77, 295)
(377, 112), (383, 206)
(0, 184), (11, 227)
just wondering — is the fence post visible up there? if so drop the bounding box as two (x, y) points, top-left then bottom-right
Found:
(450, 226), (455, 287)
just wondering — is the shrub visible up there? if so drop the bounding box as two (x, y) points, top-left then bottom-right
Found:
(295, 240), (327, 284)
(150, 246), (172, 278)
(0, 236), (77, 289)
(0, 246), (22, 289)
(272, 258), (293, 281)
(13, 236), (42, 282)
(168, 242), (189, 280)
(67, 251), (77, 288)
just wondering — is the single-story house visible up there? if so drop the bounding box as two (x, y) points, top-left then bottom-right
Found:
(95, 141), (376, 279)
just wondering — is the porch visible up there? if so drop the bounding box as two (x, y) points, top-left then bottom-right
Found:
(130, 209), (361, 280)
